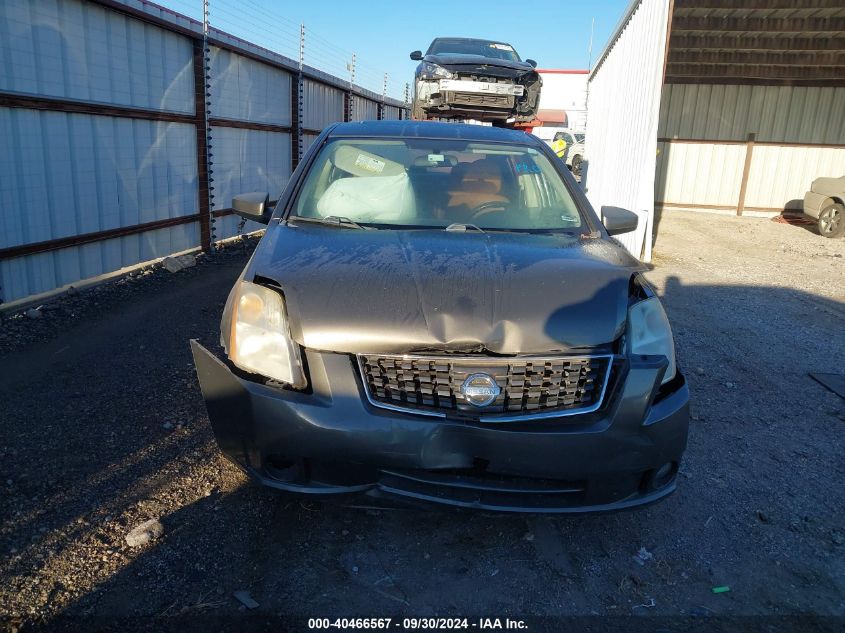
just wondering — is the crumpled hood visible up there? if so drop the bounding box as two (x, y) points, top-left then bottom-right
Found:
(424, 54), (535, 78)
(251, 224), (645, 355)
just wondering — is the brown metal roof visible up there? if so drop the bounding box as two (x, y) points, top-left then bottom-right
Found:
(665, 0), (845, 86)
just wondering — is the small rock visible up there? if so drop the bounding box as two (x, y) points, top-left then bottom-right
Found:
(233, 590), (259, 609)
(162, 422), (173, 430)
(756, 510), (770, 524)
(523, 531), (535, 542)
(352, 565), (359, 573)
(341, 529), (349, 536)
(695, 367), (705, 375)
(163, 254), (196, 273)
(25, 308), (43, 320)
(633, 546), (653, 566)
(125, 519), (164, 547)
(832, 531), (844, 546)
(67, 286), (78, 296)
(725, 382), (735, 388)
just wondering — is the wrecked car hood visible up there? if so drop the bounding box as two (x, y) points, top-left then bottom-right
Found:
(252, 224), (645, 355)
(424, 54), (536, 78)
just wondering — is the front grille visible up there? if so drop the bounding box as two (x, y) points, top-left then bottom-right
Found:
(444, 91), (513, 108)
(357, 354), (612, 419)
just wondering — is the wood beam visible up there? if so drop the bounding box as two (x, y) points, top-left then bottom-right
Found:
(668, 49), (845, 66)
(669, 33), (844, 51)
(673, 16), (845, 32)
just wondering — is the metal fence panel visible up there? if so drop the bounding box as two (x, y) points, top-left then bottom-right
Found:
(0, 0), (194, 113)
(0, 0), (408, 307)
(302, 79), (344, 131)
(0, 107), (198, 303)
(210, 127), (291, 239)
(382, 105), (401, 120)
(302, 133), (320, 155)
(209, 46), (291, 125)
(1, 222), (198, 303)
(585, 0), (670, 261)
(352, 97), (379, 121)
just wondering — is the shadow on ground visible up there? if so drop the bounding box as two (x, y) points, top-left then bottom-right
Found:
(1, 242), (843, 631)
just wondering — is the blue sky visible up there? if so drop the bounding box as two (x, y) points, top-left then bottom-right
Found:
(163, 0), (629, 100)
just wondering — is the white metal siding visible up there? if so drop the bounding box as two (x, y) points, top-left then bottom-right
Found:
(209, 46), (291, 126)
(656, 142), (747, 207)
(302, 79), (344, 130)
(382, 105), (401, 120)
(659, 84), (845, 145)
(1, 222), (198, 303)
(585, 0), (670, 261)
(302, 133), (320, 155)
(0, 107), (198, 303)
(210, 127), (291, 239)
(744, 145), (845, 210)
(0, 0), (194, 113)
(352, 97), (379, 121)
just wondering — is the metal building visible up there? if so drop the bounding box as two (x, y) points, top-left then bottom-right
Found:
(585, 0), (845, 261)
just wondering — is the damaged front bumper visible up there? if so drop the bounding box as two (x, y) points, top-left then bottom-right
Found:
(415, 76), (540, 123)
(191, 341), (689, 513)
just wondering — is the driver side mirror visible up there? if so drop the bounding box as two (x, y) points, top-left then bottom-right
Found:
(232, 192), (271, 225)
(410, 50), (423, 61)
(525, 58), (537, 68)
(601, 206), (639, 236)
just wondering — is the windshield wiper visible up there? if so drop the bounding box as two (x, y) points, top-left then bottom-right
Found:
(444, 223), (485, 233)
(294, 215), (369, 229)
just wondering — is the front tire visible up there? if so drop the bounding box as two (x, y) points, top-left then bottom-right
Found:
(818, 202), (844, 238)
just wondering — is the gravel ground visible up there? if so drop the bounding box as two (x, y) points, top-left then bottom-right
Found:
(0, 212), (843, 631)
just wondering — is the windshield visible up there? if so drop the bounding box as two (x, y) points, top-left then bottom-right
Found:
(292, 138), (584, 232)
(427, 39), (521, 62)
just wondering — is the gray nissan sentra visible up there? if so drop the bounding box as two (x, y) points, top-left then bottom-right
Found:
(191, 120), (689, 513)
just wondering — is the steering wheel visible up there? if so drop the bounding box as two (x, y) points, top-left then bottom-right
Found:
(470, 200), (508, 220)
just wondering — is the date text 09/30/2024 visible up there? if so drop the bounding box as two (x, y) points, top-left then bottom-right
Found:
(308, 618), (528, 630)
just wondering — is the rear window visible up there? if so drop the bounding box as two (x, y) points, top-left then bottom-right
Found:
(292, 138), (583, 233)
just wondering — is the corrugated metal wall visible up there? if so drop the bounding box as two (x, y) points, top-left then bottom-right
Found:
(302, 79), (344, 131)
(656, 84), (845, 215)
(0, 0), (407, 305)
(210, 46), (291, 125)
(0, 0), (194, 113)
(210, 127), (292, 238)
(382, 104), (402, 120)
(659, 85), (845, 144)
(352, 96), (379, 122)
(585, 0), (671, 262)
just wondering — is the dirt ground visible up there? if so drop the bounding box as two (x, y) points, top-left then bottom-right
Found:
(1, 212), (843, 632)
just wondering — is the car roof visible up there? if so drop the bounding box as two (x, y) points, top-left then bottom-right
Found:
(327, 120), (542, 146)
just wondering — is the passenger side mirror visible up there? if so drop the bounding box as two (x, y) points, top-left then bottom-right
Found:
(601, 206), (639, 236)
(410, 50), (423, 61)
(232, 192), (271, 224)
(525, 59), (537, 68)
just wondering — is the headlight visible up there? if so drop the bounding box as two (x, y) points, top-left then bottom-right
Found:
(228, 281), (306, 388)
(419, 62), (454, 80)
(626, 297), (677, 385)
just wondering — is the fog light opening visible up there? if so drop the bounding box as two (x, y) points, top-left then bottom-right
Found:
(650, 461), (678, 490)
(266, 456), (304, 483)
